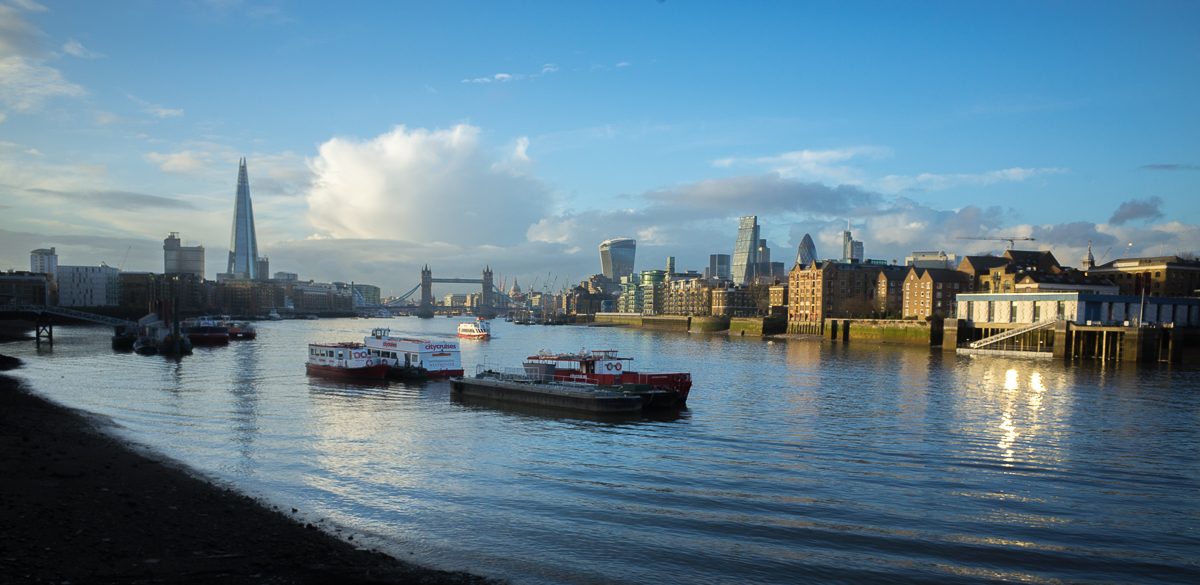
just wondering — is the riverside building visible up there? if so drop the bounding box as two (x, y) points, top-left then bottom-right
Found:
(163, 232), (205, 277)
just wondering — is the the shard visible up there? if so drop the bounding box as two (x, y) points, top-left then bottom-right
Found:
(226, 158), (259, 279)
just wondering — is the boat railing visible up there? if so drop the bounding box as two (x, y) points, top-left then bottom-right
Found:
(473, 364), (597, 389)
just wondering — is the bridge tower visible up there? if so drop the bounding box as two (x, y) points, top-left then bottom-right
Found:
(480, 266), (495, 318)
(418, 265), (434, 318)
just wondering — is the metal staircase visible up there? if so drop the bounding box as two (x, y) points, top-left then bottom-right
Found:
(968, 319), (1058, 349)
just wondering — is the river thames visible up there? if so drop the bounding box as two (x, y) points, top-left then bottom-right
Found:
(6, 318), (1199, 584)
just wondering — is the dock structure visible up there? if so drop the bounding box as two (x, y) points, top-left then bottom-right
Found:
(949, 292), (1200, 364)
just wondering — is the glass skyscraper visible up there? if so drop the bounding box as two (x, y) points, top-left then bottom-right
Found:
(795, 233), (817, 267)
(731, 216), (759, 285)
(226, 158), (260, 279)
(599, 237), (636, 280)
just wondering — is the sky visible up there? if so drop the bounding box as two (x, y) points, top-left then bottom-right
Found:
(2, 0), (1198, 297)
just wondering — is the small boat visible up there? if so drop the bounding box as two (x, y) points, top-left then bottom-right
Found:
(457, 317), (491, 339)
(266, 309), (283, 321)
(364, 328), (463, 378)
(225, 320), (257, 340)
(306, 342), (390, 380)
(182, 318), (230, 345)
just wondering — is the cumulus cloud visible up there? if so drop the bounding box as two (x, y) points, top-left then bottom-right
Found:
(305, 124), (553, 246)
(1108, 196), (1164, 225)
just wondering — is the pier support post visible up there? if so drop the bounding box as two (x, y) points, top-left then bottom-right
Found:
(34, 314), (52, 348)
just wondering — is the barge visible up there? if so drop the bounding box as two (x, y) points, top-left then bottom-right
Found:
(451, 368), (644, 414)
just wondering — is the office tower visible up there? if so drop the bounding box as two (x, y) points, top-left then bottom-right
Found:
(30, 247), (58, 279)
(599, 237), (636, 280)
(842, 223), (864, 263)
(226, 158), (260, 279)
(163, 232), (205, 277)
(731, 216), (759, 285)
(666, 256), (676, 274)
(795, 234), (817, 267)
(707, 254), (731, 280)
(851, 241), (864, 262)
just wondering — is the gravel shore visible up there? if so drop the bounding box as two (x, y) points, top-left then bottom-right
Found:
(0, 354), (502, 584)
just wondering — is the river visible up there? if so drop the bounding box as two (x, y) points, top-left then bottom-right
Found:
(5, 317), (1199, 584)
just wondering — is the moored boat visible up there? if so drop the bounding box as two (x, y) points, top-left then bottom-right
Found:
(456, 317), (491, 339)
(363, 328), (462, 378)
(225, 320), (257, 340)
(451, 367), (644, 414)
(306, 342), (390, 380)
(523, 350), (692, 407)
(182, 317), (229, 345)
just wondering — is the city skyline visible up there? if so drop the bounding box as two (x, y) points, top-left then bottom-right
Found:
(1, 1), (1198, 294)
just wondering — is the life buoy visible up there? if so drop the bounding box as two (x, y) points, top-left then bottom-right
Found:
(613, 362), (622, 371)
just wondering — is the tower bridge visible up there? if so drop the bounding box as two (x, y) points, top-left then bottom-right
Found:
(386, 266), (507, 318)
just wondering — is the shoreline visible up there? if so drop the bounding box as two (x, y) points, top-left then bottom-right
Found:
(0, 353), (501, 584)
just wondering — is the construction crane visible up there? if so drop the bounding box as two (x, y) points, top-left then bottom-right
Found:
(956, 236), (1036, 250)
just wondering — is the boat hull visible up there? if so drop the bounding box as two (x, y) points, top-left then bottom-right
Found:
(306, 363), (390, 380)
(451, 377), (642, 414)
(456, 333), (490, 340)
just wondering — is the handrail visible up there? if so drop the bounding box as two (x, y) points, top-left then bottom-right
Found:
(0, 304), (136, 328)
(968, 319), (1058, 349)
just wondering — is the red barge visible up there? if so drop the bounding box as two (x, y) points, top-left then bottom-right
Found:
(524, 349), (692, 407)
(306, 342), (390, 380)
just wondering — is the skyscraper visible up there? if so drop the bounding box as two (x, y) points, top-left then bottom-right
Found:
(226, 158), (260, 280)
(164, 232), (205, 277)
(599, 237), (636, 280)
(795, 233), (817, 267)
(842, 223), (863, 263)
(731, 216), (759, 285)
(707, 254), (731, 280)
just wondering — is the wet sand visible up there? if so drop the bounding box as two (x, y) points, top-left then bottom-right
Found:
(0, 354), (502, 584)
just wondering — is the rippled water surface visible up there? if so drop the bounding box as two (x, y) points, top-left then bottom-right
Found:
(6, 318), (1200, 584)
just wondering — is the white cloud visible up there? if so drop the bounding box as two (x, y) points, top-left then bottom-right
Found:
(615, 61), (631, 68)
(0, 56), (86, 111)
(62, 39), (102, 59)
(715, 146), (891, 185)
(9, 0), (47, 11)
(304, 124), (553, 246)
(874, 166), (1067, 194)
(461, 63), (560, 84)
(512, 136), (531, 163)
(126, 93), (184, 118)
(0, 112), (6, 124)
(145, 150), (211, 173)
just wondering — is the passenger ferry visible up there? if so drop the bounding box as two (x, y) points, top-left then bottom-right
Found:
(363, 328), (464, 378)
(456, 317), (491, 339)
(306, 342), (390, 380)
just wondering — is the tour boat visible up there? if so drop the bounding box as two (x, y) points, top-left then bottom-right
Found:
(456, 318), (491, 339)
(182, 317), (230, 345)
(306, 342), (390, 380)
(523, 350), (692, 407)
(363, 328), (463, 379)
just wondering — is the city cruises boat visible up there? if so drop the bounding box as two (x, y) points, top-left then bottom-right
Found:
(306, 342), (390, 380)
(456, 318), (491, 339)
(523, 350), (692, 407)
(225, 320), (257, 340)
(182, 318), (230, 345)
(363, 328), (463, 378)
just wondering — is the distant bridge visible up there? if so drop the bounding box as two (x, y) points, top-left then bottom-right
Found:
(0, 304), (137, 346)
(383, 266), (514, 317)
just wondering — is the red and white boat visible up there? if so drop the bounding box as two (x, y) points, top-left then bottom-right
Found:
(306, 342), (390, 380)
(363, 328), (464, 378)
(456, 318), (491, 340)
(523, 349), (693, 407)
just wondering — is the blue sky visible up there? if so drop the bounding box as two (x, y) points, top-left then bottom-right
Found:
(2, 0), (1197, 295)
